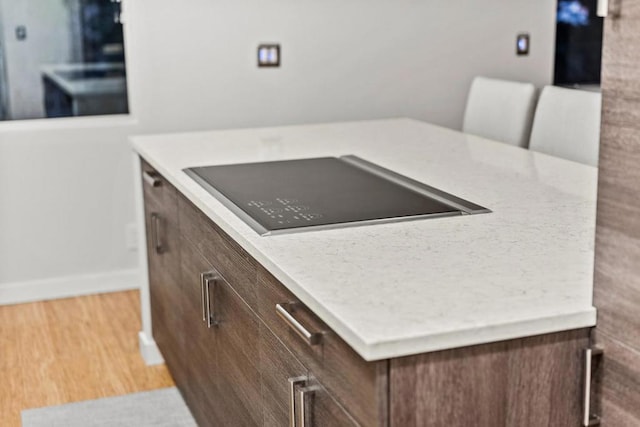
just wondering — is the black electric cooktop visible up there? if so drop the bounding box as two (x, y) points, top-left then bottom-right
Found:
(184, 156), (489, 235)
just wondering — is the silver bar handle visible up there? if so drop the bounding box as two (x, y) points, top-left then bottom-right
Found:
(276, 303), (323, 346)
(288, 376), (307, 427)
(204, 271), (220, 328)
(583, 347), (603, 426)
(199, 272), (208, 322)
(298, 385), (320, 427)
(598, 0), (622, 17)
(150, 213), (162, 254)
(597, 0), (609, 16)
(143, 170), (161, 187)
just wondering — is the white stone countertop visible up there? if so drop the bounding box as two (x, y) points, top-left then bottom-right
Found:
(131, 118), (597, 361)
(41, 63), (126, 98)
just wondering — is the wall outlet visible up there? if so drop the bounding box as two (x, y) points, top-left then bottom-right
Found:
(126, 223), (138, 251)
(15, 26), (27, 41)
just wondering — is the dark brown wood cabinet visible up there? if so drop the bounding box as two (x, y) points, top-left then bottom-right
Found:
(142, 160), (358, 426)
(176, 190), (358, 427)
(593, 0), (640, 424)
(140, 161), (186, 388)
(179, 209), (263, 427)
(390, 330), (589, 426)
(177, 236), (222, 427)
(141, 159), (592, 427)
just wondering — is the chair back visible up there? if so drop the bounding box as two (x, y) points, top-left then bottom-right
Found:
(462, 76), (537, 148)
(529, 85), (601, 167)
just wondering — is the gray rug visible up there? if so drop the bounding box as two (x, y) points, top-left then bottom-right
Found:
(21, 387), (197, 427)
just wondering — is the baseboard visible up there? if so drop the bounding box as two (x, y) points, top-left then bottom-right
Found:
(139, 331), (164, 366)
(0, 269), (140, 306)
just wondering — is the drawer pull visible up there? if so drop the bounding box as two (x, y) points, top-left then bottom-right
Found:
(288, 376), (307, 427)
(597, 0), (622, 17)
(150, 213), (163, 254)
(143, 170), (161, 187)
(298, 385), (320, 427)
(583, 347), (603, 426)
(204, 271), (220, 328)
(199, 272), (209, 322)
(276, 303), (323, 346)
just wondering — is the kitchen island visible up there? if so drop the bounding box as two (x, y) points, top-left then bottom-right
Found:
(132, 118), (597, 426)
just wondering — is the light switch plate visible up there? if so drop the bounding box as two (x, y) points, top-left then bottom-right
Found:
(257, 44), (280, 67)
(516, 33), (530, 56)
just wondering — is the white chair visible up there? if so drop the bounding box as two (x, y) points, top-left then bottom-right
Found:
(462, 76), (537, 148)
(529, 85), (601, 167)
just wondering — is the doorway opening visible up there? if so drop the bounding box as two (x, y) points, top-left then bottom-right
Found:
(0, 0), (128, 122)
(554, 0), (604, 89)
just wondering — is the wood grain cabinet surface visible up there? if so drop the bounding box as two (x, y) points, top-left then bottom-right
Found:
(141, 160), (592, 427)
(594, 0), (640, 424)
(177, 236), (223, 426)
(141, 160), (185, 388)
(390, 330), (589, 427)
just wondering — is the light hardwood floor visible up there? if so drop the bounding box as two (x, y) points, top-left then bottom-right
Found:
(0, 290), (174, 427)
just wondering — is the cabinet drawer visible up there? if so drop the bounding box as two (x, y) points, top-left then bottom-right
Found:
(257, 267), (388, 427)
(257, 267), (324, 375)
(178, 194), (258, 311)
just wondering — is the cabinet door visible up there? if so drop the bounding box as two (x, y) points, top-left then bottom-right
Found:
(141, 162), (184, 385)
(179, 236), (263, 427)
(214, 278), (263, 426)
(594, 0), (640, 424)
(177, 194), (262, 426)
(178, 236), (222, 427)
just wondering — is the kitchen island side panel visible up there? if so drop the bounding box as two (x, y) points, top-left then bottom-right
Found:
(389, 329), (589, 427)
(594, 0), (640, 423)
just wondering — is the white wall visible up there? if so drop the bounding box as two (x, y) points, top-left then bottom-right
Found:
(0, 0), (556, 302)
(0, 0), (74, 120)
(0, 118), (139, 293)
(0, 1), (8, 120)
(128, 0), (556, 132)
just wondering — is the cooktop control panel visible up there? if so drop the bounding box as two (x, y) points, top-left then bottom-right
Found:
(248, 198), (323, 227)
